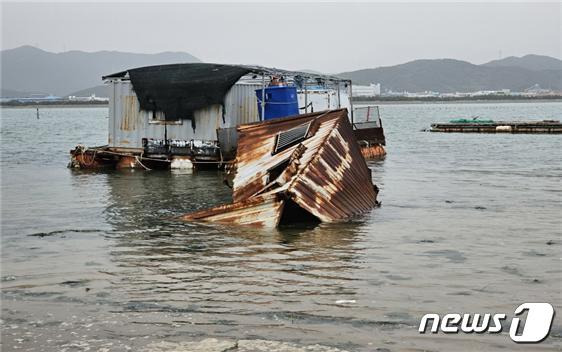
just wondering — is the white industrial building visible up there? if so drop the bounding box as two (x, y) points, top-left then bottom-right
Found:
(353, 83), (381, 97)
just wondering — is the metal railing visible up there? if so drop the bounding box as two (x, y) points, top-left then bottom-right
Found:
(353, 106), (381, 129)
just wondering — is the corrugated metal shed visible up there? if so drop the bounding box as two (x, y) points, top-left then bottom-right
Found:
(180, 109), (379, 226)
(107, 80), (261, 149)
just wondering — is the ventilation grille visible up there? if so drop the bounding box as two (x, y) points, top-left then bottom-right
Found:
(273, 122), (311, 154)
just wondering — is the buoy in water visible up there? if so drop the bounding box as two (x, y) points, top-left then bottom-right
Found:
(171, 157), (194, 170)
(496, 125), (512, 132)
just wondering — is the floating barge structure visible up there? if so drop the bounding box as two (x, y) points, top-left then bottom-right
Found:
(180, 109), (379, 227)
(70, 63), (385, 170)
(430, 119), (562, 134)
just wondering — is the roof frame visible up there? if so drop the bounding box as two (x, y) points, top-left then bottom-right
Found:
(102, 63), (350, 84)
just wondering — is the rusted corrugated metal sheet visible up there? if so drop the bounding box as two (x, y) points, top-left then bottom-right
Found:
(180, 109), (379, 227)
(288, 114), (377, 222)
(232, 112), (327, 202)
(180, 194), (284, 227)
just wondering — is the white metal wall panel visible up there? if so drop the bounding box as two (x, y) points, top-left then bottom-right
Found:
(223, 83), (262, 126)
(107, 81), (263, 148)
(109, 81), (147, 148)
(107, 81), (353, 149)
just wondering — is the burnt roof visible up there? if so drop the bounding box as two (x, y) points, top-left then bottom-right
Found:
(102, 63), (349, 123)
(102, 62), (348, 83)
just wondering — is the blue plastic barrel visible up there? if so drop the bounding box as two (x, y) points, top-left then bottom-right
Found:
(255, 86), (299, 120)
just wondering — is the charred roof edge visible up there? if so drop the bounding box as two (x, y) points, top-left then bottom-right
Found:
(102, 63), (350, 83)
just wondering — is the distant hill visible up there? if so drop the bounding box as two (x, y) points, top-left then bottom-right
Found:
(66, 85), (109, 98)
(483, 54), (562, 71)
(339, 56), (562, 93)
(1, 46), (200, 96)
(3, 47), (560, 96)
(0, 88), (47, 98)
(297, 69), (325, 75)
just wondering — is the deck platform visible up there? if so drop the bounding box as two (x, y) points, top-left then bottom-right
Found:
(430, 120), (562, 134)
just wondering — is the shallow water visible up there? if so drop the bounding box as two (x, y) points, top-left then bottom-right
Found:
(1, 102), (561, 351)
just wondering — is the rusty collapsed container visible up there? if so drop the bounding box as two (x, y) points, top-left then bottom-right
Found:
(179, 109), (379, 227)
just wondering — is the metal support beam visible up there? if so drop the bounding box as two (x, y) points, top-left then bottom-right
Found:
(337, 82), (341, 108)
(261, 73), (266, 121)
(304, 83), (308, 113)
(349, 81), (354, 126)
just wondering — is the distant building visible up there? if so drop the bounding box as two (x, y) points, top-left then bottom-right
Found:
(440, 92), (471, 98)
(469, 89), (511, 97)
(11, 94), (62, 102)
(67, 94), (109, 102)
(406, 91), (440, 98)
(353, 83), (381, 97)
(382, 90), (408, 97)
(524, 84), (552, 96)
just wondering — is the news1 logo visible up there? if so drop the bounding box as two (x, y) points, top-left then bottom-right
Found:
(419, 303), (555, 343)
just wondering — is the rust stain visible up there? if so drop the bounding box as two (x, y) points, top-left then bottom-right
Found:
(180, 194), (284, 227)
(359, 144), (386, 159)
(69, 146), (116, 169)
(179, 109), (379, 227)
(120, 96), (139, 131)
(116, 155), (142, 169)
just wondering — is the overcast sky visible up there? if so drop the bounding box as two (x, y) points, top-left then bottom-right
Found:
(1, 2), (561, 72)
